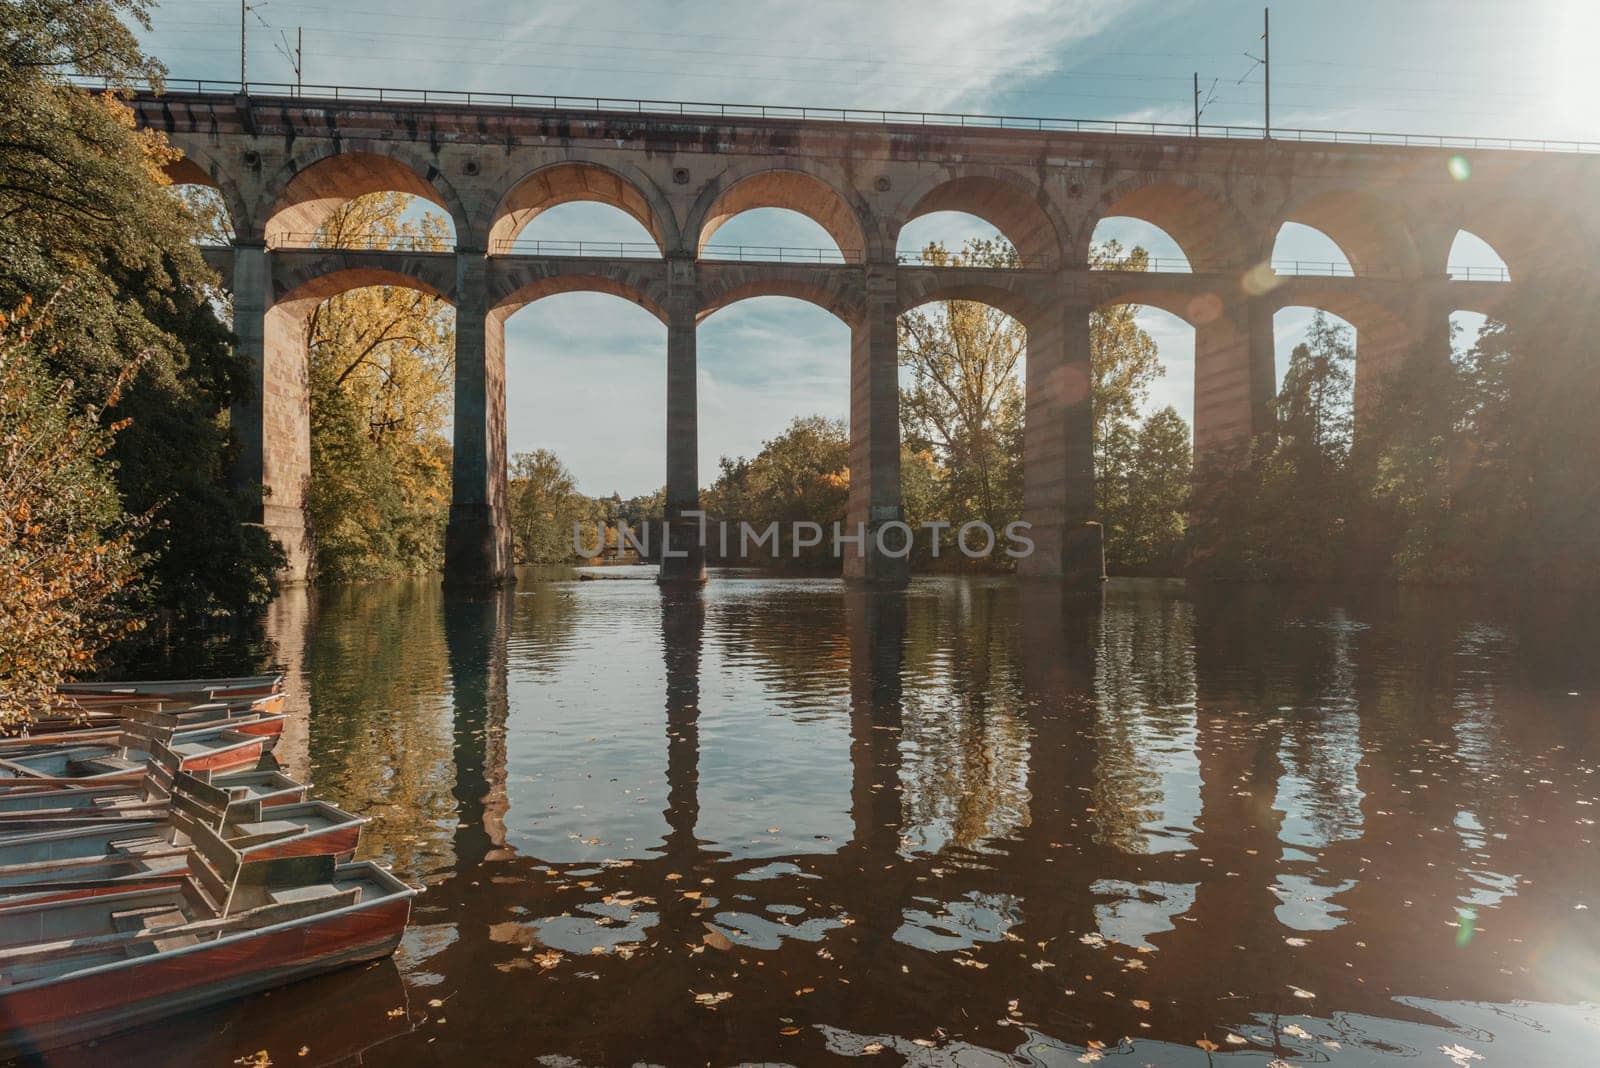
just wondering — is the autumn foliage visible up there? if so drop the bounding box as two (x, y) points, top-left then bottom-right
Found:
(0, 297), (145, 723)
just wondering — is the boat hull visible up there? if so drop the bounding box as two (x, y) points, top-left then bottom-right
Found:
(0, 890), (411, 1059)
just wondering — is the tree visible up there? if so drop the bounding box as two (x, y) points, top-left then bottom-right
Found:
(1120, 407), (1192, 572)
(1193, 312), (1356, 580)
(0, 0), (280, 625)
(508, 449), (597, 565)
(898, 238), (1026, 542)
(0, 297), (145, 722)
(702, 415), (850, 569)
(304, 193), (455, 582)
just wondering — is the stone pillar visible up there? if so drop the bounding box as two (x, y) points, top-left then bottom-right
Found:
(660, 257), (706, 584)
(844, 265), (908, 585)
(232, 240), (312, 584)
(1193, 295), (1275, 469)
(1018, 299), (1102, 588)
(444, 250), (515, 587)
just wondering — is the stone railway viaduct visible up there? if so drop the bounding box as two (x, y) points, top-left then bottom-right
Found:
(130, 88), (1600, 588)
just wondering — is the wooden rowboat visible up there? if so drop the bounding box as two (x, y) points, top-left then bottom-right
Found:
(0, 723), (267, 783)
(54, 675), (283, 701)
(0, 855), (414, 1059)
(0, 798), (365, 886)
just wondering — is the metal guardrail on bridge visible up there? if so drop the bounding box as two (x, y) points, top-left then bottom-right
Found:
(259, 234), (1512, 282)
(82, 76), (1600, 156)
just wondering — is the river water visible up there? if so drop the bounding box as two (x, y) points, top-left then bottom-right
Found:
(48, 574), (1600, 1066)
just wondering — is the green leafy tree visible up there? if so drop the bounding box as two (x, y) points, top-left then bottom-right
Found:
(509, 449), (598, 564)
(702, 415), (850, 570)
(899, 238), (1026, 542)
(1194, 312), (1356, 579)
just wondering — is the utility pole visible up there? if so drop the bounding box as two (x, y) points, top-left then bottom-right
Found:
(239, 0), (247, 91)
(1193, 72), (1200, 136)
(296, 27), (303, 91)
(1263, 7), (1271, 139)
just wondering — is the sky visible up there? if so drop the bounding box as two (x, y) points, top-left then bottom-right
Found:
(137, 0), (1599, 496)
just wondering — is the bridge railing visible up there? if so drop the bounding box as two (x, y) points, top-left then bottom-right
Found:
(268, 232), (451, 252)
(80, 76), (1600, 156)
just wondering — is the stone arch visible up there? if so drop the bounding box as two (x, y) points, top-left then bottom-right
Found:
(273, 252), (457, 306)
(162, 140), (252, 239)
(1085, 174), (1250, 268)
(895, 168), (1070, 267)
(897, 270), (1047, 324)
(488, 160), (675, 254)
(697, 265), (863, 325)
(1269, 289), (1410, 419)
(492, 272), (669, 324)
(1277, 187), (1421, 276)
(1088, 276), (1223, 326)
(263, 144), (469, 247)
(692, 164), (870, 261)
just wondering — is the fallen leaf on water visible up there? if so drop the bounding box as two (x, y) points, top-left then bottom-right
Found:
(913, 1038), (936, 1048)
(297, 1050), (308, 1059)
(386, 1008), (405, 1019)
(693, 991), (733, 1008)
(1283, 1024), (1311, 1039)
(665, 873), (683, 882)
(703, 928), (735, 952)
(1440, 1045), (1484, 1066)
(1196, 1038), (1219, 1052)
(1284, 937), (1309, 947)
(1225, 1034), (1248, 1045)
(861, 1043), (884, 1055)
(428, 999), (443, 1008)
(954, 957), (988, 969)
(1131, 999), (1150, 1011)
(1289, 985), (1316, 999)
(779, 1027), (800, 1036)
(234, 1054), (272, 1068)
(534, 951), (563, 970)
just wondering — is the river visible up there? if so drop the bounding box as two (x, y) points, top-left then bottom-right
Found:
(52, 574), (1600, 1066)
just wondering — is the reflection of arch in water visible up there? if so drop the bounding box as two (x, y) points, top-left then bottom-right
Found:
(660, 589), (705, 856)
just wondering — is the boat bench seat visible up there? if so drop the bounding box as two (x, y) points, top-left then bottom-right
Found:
(113, 907), (200, 954)
(232, 820), (307, 839)
(266, 884), (347, 906)
(67, 756), (139, 776)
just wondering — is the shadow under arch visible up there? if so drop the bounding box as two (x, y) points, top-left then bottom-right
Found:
(896, 170), (1070, 267)
(489, 160), (675, 253)
(694, 166), (869, 260)
(163, 143), (254, 239)
(696, 267), (863, 326)
(1085, 175), (1250, 268)
(264, 147), (468, 246)
(897, 272), (1046, 324)
(1278, 186), (1421, 276)
(490, 269), (670, 325)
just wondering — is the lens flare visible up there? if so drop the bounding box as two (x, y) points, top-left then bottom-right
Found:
(1448, 155), (1472, 182)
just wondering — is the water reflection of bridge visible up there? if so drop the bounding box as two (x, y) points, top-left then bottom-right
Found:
(255, 579), (1599, 1062)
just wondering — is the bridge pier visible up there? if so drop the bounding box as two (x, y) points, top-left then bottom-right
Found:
(1193, 295), (1277, 468)
(660, 259), (707, 585)
(444, 250), (515, 588)
(844, 267), (909, 586)
(1018, 301), (1102, 589)
(231, 240), (315, 585)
